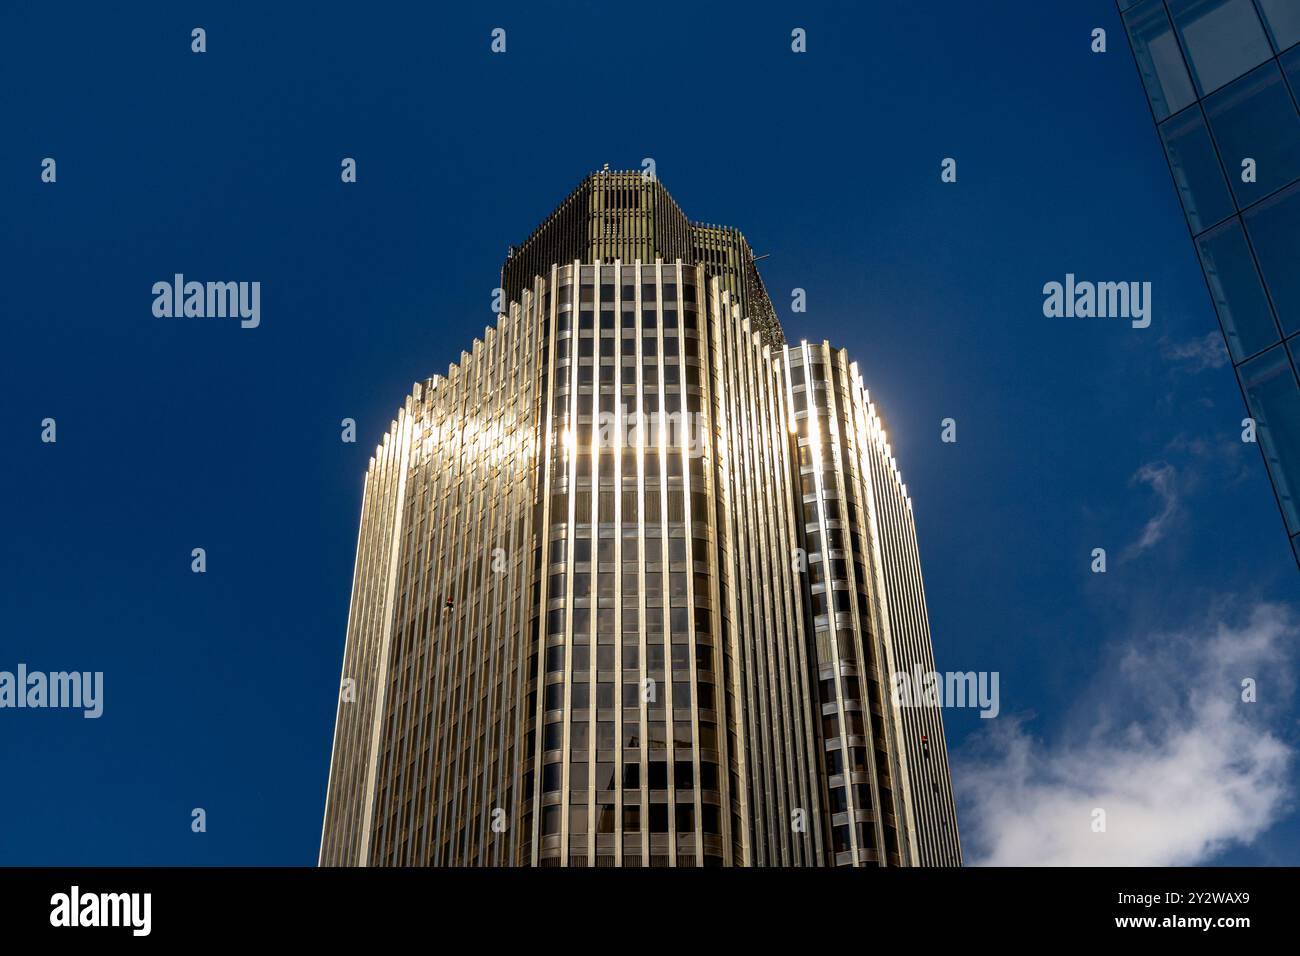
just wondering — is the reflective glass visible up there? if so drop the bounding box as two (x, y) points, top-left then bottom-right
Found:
(1284, 45), (1300, 100)
(1197, 218), (1280, 360)
(1243, 181), (1300, 336)
(1204, 61), (1300, 207)
(1125, 0), (1198, 120)
(1257, 0), (1300, 51)
(1240, 345), (1300, 532)
(1169, 0), (1272, 94)
(1159, 105), (1235, 233)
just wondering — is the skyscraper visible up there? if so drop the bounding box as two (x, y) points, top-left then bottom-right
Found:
(1118, 0), (1300, 568)
(319, 170), (962, 867)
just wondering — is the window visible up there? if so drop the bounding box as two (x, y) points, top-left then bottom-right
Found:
(828, 787), (848, 814)
(570, 760), (589, 789)
(832, 825), (851, 853)
(672, 680), (691, 705)
(1159, 105), (1235, 234)
(1243, 181), (1300, 336)
(1204, 62), (1300, 208)
(543, 722), (563, 751)
(1125, 0), (1197, 120)
(1286, 46), (1300, 103)
(1259, 0), (1300, 52)
(1168, 0), (1272, 95)
(1240, 346), (1300, 532)
(698, 723), (718, 750)
(674, 760), (694, 789)
(700, 762), (719, 790)
(825, 749), (843, 776)
(1194, 218), (1275, 358)
(823, 712), (841, 740)
(648, 761), (668, 789)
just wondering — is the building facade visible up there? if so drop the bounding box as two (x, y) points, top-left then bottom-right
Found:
(319, 172), (962, 867)
(1119, 0), (1300, 568)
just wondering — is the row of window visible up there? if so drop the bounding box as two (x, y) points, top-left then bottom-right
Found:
(1124, 0), (1299, 120)
(540, 761), (722, 793)
(539, 681), (717, 711)
(542, 719), (720, 751)
(1123, 1), (1300, 563)
(540, 803), (723, 837)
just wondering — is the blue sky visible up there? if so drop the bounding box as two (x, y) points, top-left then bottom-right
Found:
(1, 1), (1296, 865)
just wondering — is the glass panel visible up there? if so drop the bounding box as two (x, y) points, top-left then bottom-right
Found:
(1284, 46), (1300, 120)
(1204, 62), (1300, 208)
(1257, 0), (1300, 51)
(1244, 182), (1300, 336)
(1159, 105), (1236, 233)
(1240, 345), (1300, 533)
(1124, 0), (1198, 120)
(1168, 0), (1272, 94)
(1198, 218), (1280, 360)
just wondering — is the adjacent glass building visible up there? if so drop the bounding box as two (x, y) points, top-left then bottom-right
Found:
(1119, 0), (1300, 568)
(319, 171), (962, 867)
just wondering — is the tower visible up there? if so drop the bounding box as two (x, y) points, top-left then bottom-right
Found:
(319, 171), (961, 866)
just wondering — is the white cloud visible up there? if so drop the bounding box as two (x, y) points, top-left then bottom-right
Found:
(1125, 461), (1179, 557)
(956, 602), (1295, 865)
(1163, 331), (1230, 372)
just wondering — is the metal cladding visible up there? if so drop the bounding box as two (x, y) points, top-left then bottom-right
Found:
(320, 177), (960, 867)
(502, 170), (784, 348)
